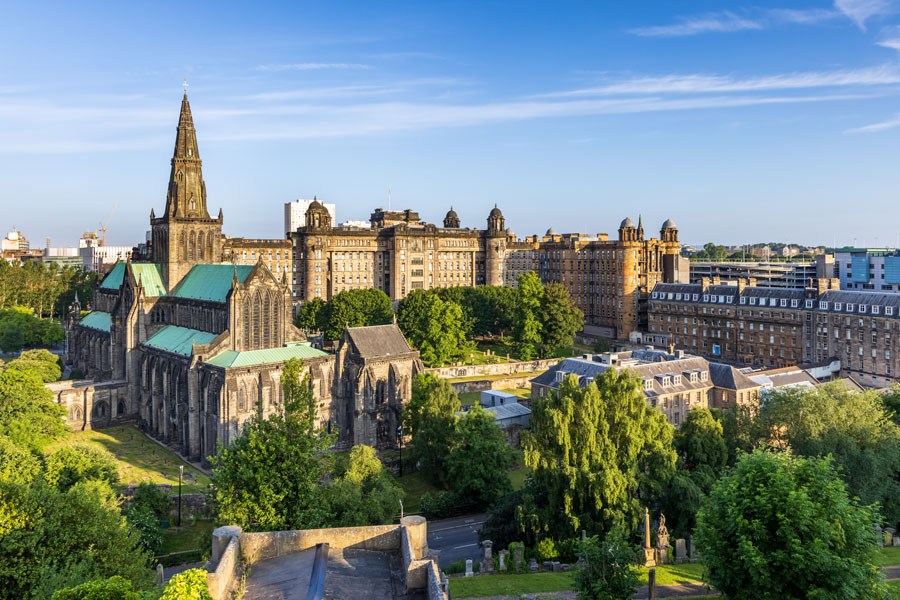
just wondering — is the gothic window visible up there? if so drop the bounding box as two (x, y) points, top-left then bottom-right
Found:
(180, 232), (186, 261)
(198, 231), (205, 260)
(243, 299), (251, 351)
(238, 387), (245, 412)
(252, 291), (262, 349)
(263, 293), (271, 348)
(189, 231), (195, 261)
(117, 400), (125, 415)
(207, 236), (213, 261)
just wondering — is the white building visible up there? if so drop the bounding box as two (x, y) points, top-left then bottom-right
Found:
(338, 220), (370, 229)
(284, 198), (336, 235)
(80, 245), (132, 272)
(834, 248), (900, 292)
(1, 229), (29, 251)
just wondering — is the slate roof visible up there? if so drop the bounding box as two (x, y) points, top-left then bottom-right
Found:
(819, 290), (900, 313)
(484, 402), (531, 421)
(346, 324), (412, 358)
(748, 367), (818, 390)
(171, 264), (254, 302)
(131, 263), (167, 297)
(709, 362), (759, 390)
(99, 262), (126, 290)
(144, 325), (218, 357)
(80, 311), (111, 332)
(206, 343), (328, 368)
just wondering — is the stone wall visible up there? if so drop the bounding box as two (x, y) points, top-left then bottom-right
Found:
(47, 378), (130, 431)
(207, 529), (241, 600)
(426, 358), (559, 381)
(427, 561), (448, 600)
(240, 524), (400, 564)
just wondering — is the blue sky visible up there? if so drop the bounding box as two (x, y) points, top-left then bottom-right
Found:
(3, 1), (900, 248)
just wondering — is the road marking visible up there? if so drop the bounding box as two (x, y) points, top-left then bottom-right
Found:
(429, 521), (486, 533)
(454, 543), (478, 549)
(465, 519), (474, 523)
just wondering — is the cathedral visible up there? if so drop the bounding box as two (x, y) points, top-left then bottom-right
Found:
(63, 93), (423, 463)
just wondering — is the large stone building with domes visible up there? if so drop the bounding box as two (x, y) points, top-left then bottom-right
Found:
(536, 216), (684, 340)
(289, 202), (535, 301)
(62, 93), (423, 464)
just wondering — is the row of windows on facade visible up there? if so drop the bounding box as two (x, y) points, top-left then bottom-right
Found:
(240, 249), (292, 261)
(654, 291), (900, 317)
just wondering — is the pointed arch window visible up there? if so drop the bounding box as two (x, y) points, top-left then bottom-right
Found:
(198, 231), (205, 260)
(188, 231), (195, 261)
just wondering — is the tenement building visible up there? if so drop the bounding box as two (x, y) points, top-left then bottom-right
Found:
(65, 93), (423, 463)
(647, 279), (900, 388)
(530, 349), (760, 426)
(289, 203), (535, 301)
(536, 218), (684, 340)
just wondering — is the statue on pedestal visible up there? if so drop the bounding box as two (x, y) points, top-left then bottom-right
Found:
(656, 513), (670, 564)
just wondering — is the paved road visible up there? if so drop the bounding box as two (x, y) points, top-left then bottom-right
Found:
(427, 513), (486, 567)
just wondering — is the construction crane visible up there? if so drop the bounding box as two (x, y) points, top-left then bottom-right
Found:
(98, 200), (119, 247)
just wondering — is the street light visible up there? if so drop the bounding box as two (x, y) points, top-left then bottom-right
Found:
(178, 465), (183, 528)
(397, 424), (403, 477)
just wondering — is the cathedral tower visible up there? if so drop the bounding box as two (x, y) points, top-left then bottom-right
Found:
(151, 92), (223, 287)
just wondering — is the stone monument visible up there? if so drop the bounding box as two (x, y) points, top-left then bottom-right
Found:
(465, 559), (473, 577)
(499, 549), (507, 571)
(656, 513), (670, 565)
(642, 507), (656, 567)
(514, 545), (524, 571)
(675, 538), (687, 564)
(482, 540), (494, 573)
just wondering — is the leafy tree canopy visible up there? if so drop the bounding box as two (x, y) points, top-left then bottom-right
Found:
(294, 297), (326, 332)
(538, 282), (583, 358)
(319, 289), (393, 341)
(575, 528), (642, 600)
(445, 404), (516, 509)
(0, 367), (66, 451)
(324, 445), (403, 527)
(51, 575), (142, 600)
(696, 451), (885, 600)
(513, 272), (544, 360)
(43, 444), (119, 492)
(402, 373), (460, 484)
(397, 290), (472, 367)
(521, 370), (676, 540)
(209, 358), (333, 531)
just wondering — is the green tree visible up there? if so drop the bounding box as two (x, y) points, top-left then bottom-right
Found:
(513, 272), (543, 360)
(43, 444), (119, 492)
(574, 529), (641, 600)
(398, 291), (471, 367)
(695, 451), (885, 600)
(0, 479), (150, 599)
(324, 445), (403, 526)
(209, 358), (333, 531)
(521, 371), (676, 540)
(122, 503), (164, 556)
(51, 576), (142, 600)
(320, 289), (393, 341)
(674, 408), (727, 488)
(3, 349), (63, 383)
(0, 434), (42, 484)
(0, 367), (67, 450)
(159, 568), (213, 600)
(402, 374), (460, 484)
(756, 383), (900, 524)
(445, 405), (516, 509)
(294, 297), (326, 332)
(539, 282), (583, 358)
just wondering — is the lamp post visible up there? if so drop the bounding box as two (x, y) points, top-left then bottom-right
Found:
(178, 465), (183, 528)
(397, 424), (403, 477)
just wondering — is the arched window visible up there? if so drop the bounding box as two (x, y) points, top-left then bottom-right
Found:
(198, 231), (205, 260)
(179, 232), (186, 261)
(188, 231), (195, 261)
(252, 291), (262, 349)
(263, 294), (271, 348)
(117, 400), (125, 415)
(243, 299), (251, 351)
(238, 387), (245, 411)
(207, 235), (213, 261)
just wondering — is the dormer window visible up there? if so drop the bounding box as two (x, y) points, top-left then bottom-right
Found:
(673, 375), (682, 385)
(872, 305), (880, 314)
(847, 303), (854, 312)
(780, 299), (787, 307)
(644, 379), (653, 391)
(652, 292), (658, 299)
(703, 295), (709, 302)
(806, 299), (814, 308)
(692, 294), (699, 301)
(750, 297), (757, 305)
(727, 296), (734, 304)
(556, 371), (566, 383)
(663, 376), (671, 386)
(740, 297), (746, 304)
(690, 372), (698, 383)
(700, 371), (709, 382)
(859, 304), (867, 313)
(791, 299), (799, 308)
(834, 303), (841, 311)
(887, 306), (894, 316)
(819, 301), (828, 310)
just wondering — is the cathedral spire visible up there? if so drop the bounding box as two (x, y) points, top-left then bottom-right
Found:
(165, 91), (208, 219)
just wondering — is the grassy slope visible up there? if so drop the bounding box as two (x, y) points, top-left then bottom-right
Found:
(48, 425), (210, 493)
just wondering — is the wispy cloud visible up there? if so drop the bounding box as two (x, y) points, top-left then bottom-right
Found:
(632, 7), (843, 37)
(878, 26), (900, 50)
(630, 11), (763, 37)
(244, 78), (468, 101)
(834, 0), (896, 30)
(255, 62), (371, 72)
(538, 65), (900, 97)
(844, 112), (900, 132)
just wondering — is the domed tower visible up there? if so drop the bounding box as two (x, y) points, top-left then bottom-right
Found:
(618, 217), (637, 242)
(484, 205), (506, 286)
(443, 207), (460, 228)
(660, 218), (678, 243)
(487, 205), (505, 235)
(305, 197), (332, 231)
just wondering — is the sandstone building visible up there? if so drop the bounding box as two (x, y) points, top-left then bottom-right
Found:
(647, 279), (900, 389)
(65, 93), (423, 463)
(530, 349), (761, 426)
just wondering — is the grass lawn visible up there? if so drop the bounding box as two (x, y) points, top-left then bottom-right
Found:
(395, 469), (442, 514)
(877, 546), (900, 567)
(447, 370), (545, 384)
(48, 425), (210, 493)
(449, 563), (705, 598)
(160, 519), (216, 555)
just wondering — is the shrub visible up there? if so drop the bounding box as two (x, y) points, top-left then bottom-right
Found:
(123, 503), (164, 556)
(419, 490), (457, 520)
(44, 444), (119, 491)
(536, 538), (558, 562)
(131, 482), (171, 519)
(51, 575), (142, 600)
(160, 568), (213, 600)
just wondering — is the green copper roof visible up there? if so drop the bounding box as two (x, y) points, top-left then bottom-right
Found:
(206, 343), (328, 368)
(144, 325), (218, 357)
(80, 311), (111, 332)
(131, 263), (167, 297)
(172, 264), (254, 302)
(98, 262), (126, 290)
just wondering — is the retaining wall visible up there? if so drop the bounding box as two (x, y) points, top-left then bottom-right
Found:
(240, 524), (400, 564)
(426, 358), (559, 380)
(449, 375), (535, 395)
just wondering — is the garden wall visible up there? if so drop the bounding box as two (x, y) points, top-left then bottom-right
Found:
(449, 375), (536, 395)
(426, 358), (559, 380)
